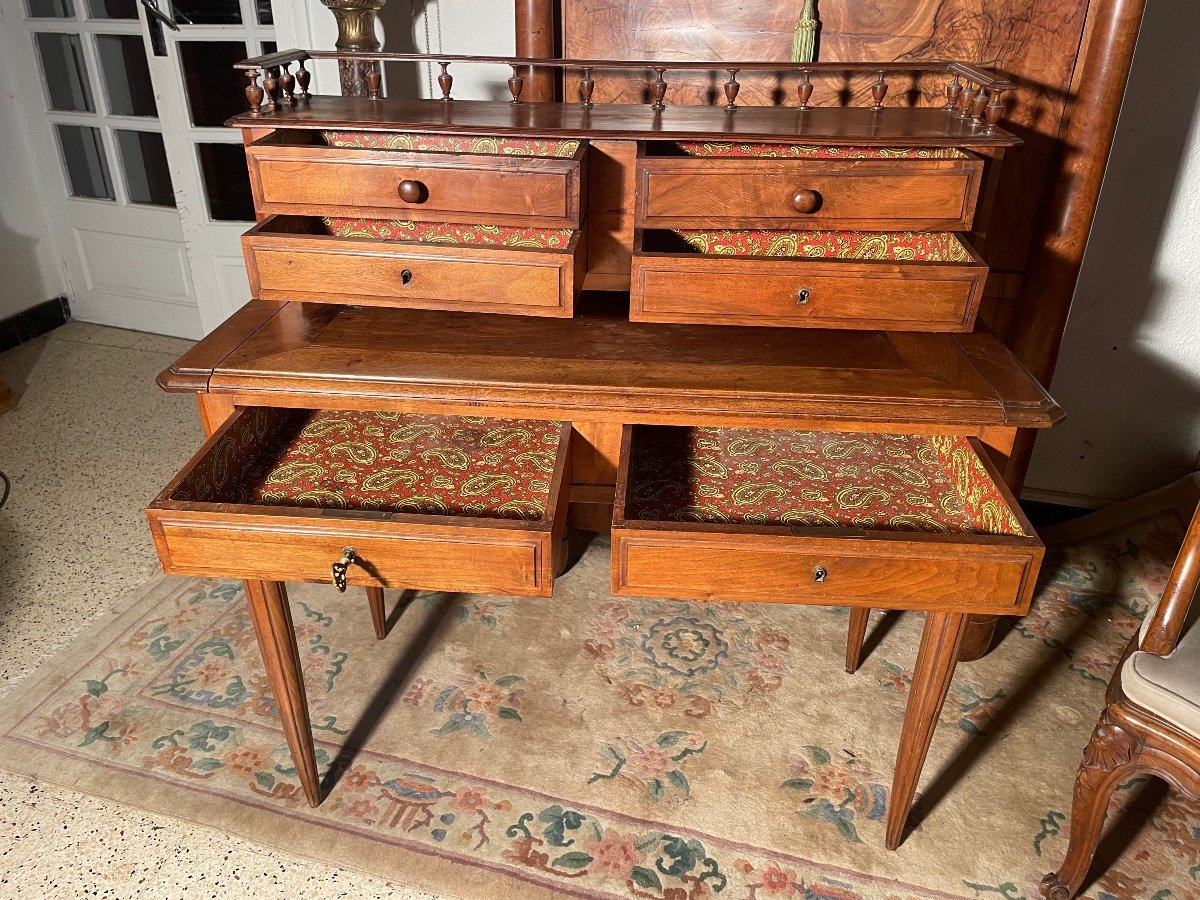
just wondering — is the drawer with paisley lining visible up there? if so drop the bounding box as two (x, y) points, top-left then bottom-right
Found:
(611, 425), (1043, 614)
(635, 142), (985, 231)
(243, 215), (585, 317)
(245, 130), (587, 228)
(147, 407), (571, 597)
(630, 228), (987, 331)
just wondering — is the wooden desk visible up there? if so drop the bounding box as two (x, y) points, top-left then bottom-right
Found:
(147, 53), (1061, 850)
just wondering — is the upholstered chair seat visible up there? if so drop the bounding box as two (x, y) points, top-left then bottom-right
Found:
(1121, 606), (1200, 739)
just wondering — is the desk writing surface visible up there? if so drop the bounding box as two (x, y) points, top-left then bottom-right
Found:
(161, 301), (1061, 429)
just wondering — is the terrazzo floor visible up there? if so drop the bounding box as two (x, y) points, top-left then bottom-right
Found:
(0, 322), (438, 899)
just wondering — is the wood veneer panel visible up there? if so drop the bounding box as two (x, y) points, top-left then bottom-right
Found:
(159, 301), (1062, 429)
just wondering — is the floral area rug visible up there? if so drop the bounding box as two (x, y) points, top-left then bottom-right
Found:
(2, 479), (1199, 900)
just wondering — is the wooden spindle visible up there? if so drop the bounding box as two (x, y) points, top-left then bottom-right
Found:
(294, 60), (310, 101)
(984, 88), (1007, 132)
(969, 88), (988, 125)
(724, 69), (740, 110)
(650, 66), (668, 110)
(437, 62), (453, 101)
(263, 66), (281, 112)
(797, 70), (814, 109)
(508, 64), (524, 103)
(579, 66), (595, 107)
(870, 70), (888, 110)
(365, 65), (382, 100)
(244, 67), (264, 115)
(958, 81), (979, 119)
(280, 63), (296, 106)
(944, 74), (962, 111)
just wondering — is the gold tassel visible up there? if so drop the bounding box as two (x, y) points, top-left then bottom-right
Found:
(792, 0), (819, 63)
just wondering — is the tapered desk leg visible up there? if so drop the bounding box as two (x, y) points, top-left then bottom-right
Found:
(885, 610), (968, 850)
(244, 579), (321, 807)
(845, 607), (871, 673)
(958, 614), (999, 661)
(365, 586), (387, 639)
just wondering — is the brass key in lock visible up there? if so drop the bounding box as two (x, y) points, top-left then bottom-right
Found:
(331, 546), (358, 592)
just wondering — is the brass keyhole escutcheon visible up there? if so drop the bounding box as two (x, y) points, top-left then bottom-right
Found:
(791, 188), (821, 214)
(398, 179), (426, 203)
(813, 565), (828, 583)
(331, 547), (358, 592)
(401, 268), (413, 285)
(796, 288), (811, 305)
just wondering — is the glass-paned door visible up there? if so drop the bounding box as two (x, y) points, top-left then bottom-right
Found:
(2, 0), (200, 337)
(143, 0), (276, 332)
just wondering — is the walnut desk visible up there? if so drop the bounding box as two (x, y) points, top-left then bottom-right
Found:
(147, 53), (1062, 850)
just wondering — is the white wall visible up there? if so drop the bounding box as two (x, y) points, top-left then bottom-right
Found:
(0, 26), (65, 319)
(1025, 0), (1200, 504)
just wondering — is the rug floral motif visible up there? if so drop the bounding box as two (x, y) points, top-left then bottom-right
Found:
(3, 489), (1199, 899)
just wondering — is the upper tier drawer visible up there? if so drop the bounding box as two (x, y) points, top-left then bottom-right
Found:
(635, 143), (984, 231)
(631, 229), (987, 332)
(243, 215), (584, 318)
(148, 407), (572, 596)
(245, 130), (588, 228)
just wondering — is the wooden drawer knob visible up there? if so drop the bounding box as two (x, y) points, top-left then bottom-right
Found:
(398, 179), (427, 203)
(792, 189), (822, 214)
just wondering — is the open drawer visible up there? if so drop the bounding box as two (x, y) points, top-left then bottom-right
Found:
(635, 143), (984, 231)
(612, 425), (1043, 614)
(147, 407), (571, 597)
(631, 228), (987, 331)
(245, 130), (587, 228)
(243, 215), (585, 317)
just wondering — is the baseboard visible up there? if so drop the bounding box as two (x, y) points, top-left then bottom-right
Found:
(1020, 486), (1110, 510)
(0, 297), (70, 353)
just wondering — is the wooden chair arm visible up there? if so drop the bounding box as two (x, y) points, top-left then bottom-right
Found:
(1141, 500), (1200, 655)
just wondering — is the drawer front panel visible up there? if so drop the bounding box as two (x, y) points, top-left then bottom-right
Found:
(245, 241), (577, 316)
(247, 147), (583, 227)
(152, 515), (552, 596)
(612, 534), (1037, 613)
(631, 258), (984, 331)
(636, 159), (983, 230)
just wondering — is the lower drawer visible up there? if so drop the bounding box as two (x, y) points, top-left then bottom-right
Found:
(611, 425), (1042, 613)
(148, 407), (572, 596)
(243, 215), (584, 317)
(630, 229), (986, 331)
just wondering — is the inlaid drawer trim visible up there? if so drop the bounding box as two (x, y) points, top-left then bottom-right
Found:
(243, 215), (584, 317)
(630, 229), (987, 331)
(611, 425), (1043, 614)
(245, 131), (587, 229)
(148, 408), (572, 596)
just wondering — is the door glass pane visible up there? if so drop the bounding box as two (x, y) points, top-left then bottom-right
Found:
(256, 0), (272, 25)
(26, 0), (74, 16)
(85, 0), (136, 17)
(179, 41), (248, 127)
(174, 0), (241, 24)
(116, 130), (175, 206)
(35, 32), (94, 112)
(97, 35), (157, 116)
(55, 124), (114, 199)
(198, 143), (253, 220)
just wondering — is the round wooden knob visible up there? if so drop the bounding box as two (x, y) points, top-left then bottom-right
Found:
(398, 179), (426, 203)
(791, 189), (821, 214)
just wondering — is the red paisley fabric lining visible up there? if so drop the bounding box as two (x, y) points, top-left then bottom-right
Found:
(673, 229), (969, 262)
(171, 409), (563, 522)
(624, 426), (1024, 536)
(321, 217), (576, 250)
(320, 130), (581, 158)
(675, 142), (968, 160)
